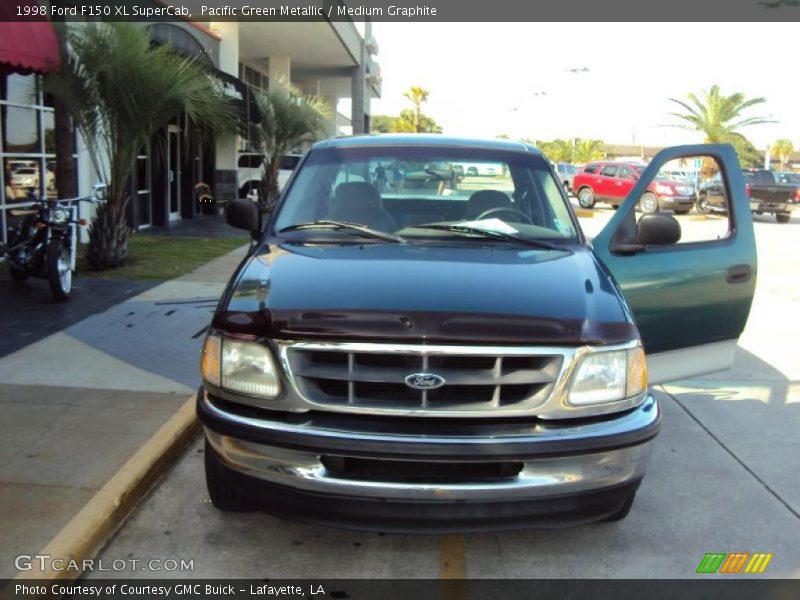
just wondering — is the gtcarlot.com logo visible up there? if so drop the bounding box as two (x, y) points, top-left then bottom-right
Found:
(696, 552), (773, 574)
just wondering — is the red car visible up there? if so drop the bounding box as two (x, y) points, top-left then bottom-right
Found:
(573, 161), (695, 214)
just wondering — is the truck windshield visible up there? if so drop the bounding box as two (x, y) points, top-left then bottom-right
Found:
(273, 145), (578, 243)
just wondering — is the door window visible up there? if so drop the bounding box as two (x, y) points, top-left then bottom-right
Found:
(600, 165), (618, 178)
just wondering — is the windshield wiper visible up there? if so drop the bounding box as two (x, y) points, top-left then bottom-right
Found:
(278, 220), (406, 243)
(407, 223), (559, 250)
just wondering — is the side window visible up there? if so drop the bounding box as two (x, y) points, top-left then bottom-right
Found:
(653, 154), (731, 244)
(600, 165), (618, 178)
(583, 164), (599, 174)
(617, 166), (636, 180)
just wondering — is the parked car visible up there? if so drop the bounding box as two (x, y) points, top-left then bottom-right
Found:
(697, 169), (800, 223)
(238, 152), (303, 200)
(200, 135), (755, 531)
(553, 162), (578, 193)
(277, 153), (302, 191)
(11, 167), (39, 198)
(573, 161), (695, 214)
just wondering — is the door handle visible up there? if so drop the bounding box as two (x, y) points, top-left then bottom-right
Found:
(726, 264), (752, 284)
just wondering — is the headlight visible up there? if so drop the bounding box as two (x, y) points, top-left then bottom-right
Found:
(654, 183), (674, 195)
(201, 334), (281, 398)
(568, 346), (646, 406)
(51, 209), (68, 225)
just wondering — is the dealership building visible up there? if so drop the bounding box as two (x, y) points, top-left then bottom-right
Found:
(0, 9), (381, 242)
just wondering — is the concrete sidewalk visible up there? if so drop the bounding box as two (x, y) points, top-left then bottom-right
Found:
(0, 244), (248, 580)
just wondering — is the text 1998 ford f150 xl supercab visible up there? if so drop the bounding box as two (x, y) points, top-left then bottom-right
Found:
(198, 135), (756, 531)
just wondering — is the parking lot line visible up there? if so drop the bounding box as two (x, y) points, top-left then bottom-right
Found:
(440, 534), (469, 599)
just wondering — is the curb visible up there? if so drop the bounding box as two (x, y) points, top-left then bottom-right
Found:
(13, 395), (200, 581)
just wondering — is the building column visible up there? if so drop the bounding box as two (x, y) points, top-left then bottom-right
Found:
(213, 22), (239, 204)
(351, 42), (366, 135)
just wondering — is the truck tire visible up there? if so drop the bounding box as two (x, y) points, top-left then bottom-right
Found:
(205, 438), (256, 512)
(776, 212), (791, 223)
(696, 194), (711, 215)
(577, 187), (595, 209)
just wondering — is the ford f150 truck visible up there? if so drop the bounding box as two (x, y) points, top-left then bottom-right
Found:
(199, 136), (756, 531)
(697, 168), (800, 222)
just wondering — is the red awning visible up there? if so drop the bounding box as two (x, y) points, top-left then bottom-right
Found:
(0, 2), (60, 74)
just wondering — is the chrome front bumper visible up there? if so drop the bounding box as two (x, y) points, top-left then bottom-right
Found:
(199, 391), (660, 504)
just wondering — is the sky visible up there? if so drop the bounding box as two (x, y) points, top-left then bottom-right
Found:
(370, 23), (798, 150)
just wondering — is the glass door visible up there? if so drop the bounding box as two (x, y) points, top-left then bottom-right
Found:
(168, 125), (181, 221)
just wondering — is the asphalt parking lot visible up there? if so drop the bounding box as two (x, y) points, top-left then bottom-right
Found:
(90, 208), (800, 580)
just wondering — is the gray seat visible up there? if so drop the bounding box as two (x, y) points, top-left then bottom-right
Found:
(327, 182), (398, 232)
(463, 190), (513, 219)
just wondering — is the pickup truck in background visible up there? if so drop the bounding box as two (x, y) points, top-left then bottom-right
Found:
(697, 168), (800, 223)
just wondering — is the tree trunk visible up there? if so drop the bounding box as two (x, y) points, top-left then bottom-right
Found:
(51, 21), (77, 199)
(85, 199), (130, 269)
(259, 157), (281, 214)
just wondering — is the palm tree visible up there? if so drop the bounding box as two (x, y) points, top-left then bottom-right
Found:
(403, 86), (430, 132)
(542, 139), (573, 163)
(45, 23), (237, 269)
(668, 85), (774, 142)
(771, 139), (795, 171)
(668, 85), (775, 177)
(248, 81), (331, 212)
(572, 139), (605, 164)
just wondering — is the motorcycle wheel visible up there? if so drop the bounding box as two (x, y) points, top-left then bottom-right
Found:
(9, 265), (29, 282)
(46, 240), (72, 302)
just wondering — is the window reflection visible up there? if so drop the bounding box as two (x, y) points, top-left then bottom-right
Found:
(1, 106), (39, 153)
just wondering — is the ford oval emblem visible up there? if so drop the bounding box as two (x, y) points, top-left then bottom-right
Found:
(405, 373), (446, 390)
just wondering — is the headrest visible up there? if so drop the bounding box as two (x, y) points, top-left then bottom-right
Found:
(334, 182), (382, 209)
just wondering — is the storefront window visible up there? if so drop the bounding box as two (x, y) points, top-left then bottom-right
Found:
(1, 72), (56, 243)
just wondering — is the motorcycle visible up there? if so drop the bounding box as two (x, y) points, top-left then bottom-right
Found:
(1, 182), (107, 301)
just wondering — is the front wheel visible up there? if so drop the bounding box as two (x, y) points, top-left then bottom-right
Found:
(46, 240), (72, 302)
(776, 212), (791, 223)
(639, 192), (658, 214)
(577, 187), (595, 209)
(696, 194), (711, 215)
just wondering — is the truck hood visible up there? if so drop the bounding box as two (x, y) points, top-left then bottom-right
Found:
(213, 242), (637, 345)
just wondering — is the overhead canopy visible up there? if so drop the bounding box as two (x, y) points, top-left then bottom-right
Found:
(0, 2), (60, 74)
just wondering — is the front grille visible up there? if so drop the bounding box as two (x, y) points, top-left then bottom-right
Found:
(285, 344), (563, 413)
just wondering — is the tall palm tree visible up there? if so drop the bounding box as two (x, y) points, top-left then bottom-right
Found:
(248, 81), (331, 212)
(45, 23), (237, 269)
(403, 86), (430, 132)
(668, 85), (774, 142)
(572, 139), (605, 164)
(668, 85), (774, 177)
(771, 139), (795, 171)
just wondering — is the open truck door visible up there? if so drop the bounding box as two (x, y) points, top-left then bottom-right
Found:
(592, 144), (757, 384)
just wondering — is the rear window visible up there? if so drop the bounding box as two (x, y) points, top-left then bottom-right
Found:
(238, 155), (263, 168)
(583, 164), (599, 174)
(743, 170), (775, 185)
(280, 155), (301, 170)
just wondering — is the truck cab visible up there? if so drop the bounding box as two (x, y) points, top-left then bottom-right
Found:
(199, 136), (756, 531)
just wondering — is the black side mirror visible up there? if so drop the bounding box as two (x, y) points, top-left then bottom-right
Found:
(636, 214), (681, 245)
(226, 199), (261, 239)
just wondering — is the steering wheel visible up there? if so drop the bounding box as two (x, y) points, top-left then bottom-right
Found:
(474, 206), (533, 224)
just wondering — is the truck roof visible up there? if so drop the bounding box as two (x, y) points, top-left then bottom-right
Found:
(312, 133), (542, 155)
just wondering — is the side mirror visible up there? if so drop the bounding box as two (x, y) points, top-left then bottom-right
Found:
(636, 214), (681, 245)
(93, 182), (107, 202)
(226, 199), (261, 239)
